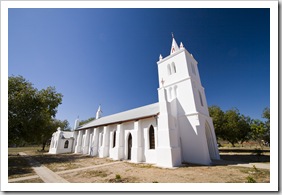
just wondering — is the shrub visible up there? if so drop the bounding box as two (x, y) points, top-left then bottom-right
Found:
(246, 176), (256, 183)
(115, 174), (121, 180)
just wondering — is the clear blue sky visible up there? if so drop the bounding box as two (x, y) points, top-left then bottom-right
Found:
(8, 8), (270, 128)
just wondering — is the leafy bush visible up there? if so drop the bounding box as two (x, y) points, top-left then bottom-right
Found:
(115, 174), (121, 180)
(246, 176), (256, 183)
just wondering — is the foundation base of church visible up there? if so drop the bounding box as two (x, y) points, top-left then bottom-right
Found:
(111, 146), (124, 160)
(131, 147), (143, 163)
(74, 145), (81, 154)
(156, 147), (182, 167)
(99, 146), (109, 158)
(82, 145), (89, 154)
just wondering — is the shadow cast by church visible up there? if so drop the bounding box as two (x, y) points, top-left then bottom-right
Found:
(217, 153), (270, 165)
(180, 153), (270, 167)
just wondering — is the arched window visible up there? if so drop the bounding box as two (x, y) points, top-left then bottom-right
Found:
(171, 62), (176, 73)
(112, 131), (116, 148)
(149, 125), (155, 149)
(199, 90), (204, 107)
(64, 140), (69, 148)
(167, 64), (171, 75)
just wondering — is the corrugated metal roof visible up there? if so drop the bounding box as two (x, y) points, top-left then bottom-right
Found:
(78, 102), (159, 130)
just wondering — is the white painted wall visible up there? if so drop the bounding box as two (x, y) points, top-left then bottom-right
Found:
(50, 37), (220, 167)
(157, 40), (219, 166)
(49, 129), (74, 154)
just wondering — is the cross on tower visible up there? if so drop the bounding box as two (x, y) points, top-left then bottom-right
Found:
(161, 78), (165, 87)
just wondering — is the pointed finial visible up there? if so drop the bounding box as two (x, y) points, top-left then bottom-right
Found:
(170, 33), (179, 55)
(171, 32), (174, 38)
(73, 117), (80, 130)
(159, 54), (163, 61)
(180, 42), (184, 48)
(96, 104), (102, 119)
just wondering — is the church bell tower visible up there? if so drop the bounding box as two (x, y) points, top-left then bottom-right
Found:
(156, 35), (220, 167)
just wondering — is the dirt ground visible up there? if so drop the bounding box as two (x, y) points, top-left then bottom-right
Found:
(58, 160), (269, 183)
(8, 148), (270, 183)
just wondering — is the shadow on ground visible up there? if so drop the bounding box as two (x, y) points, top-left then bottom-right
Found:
(220, 154), (270, 164)
(182, 153), (270, 167)
(8, 152), (93, 178)
(8, 154), (34, 177)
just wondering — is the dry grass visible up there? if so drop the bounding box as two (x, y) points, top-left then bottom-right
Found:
(59, 160), (270, 183)
(8, 146), (270, 183)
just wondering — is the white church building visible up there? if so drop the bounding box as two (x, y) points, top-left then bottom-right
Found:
(49, 36), (220, 167)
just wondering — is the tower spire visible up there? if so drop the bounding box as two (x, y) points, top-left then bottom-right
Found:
(170, 33), (179, 55)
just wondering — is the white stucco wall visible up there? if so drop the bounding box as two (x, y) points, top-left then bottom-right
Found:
(51, 38), (220, 168)
(72, 116), (158, 164)
(49, 129), (74, 154)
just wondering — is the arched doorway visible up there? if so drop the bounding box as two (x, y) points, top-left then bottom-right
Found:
(205, 122), (216, 160)
(127, 133), (132, 160)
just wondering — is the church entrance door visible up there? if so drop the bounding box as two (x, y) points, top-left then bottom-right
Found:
(127, 133), (132, 160)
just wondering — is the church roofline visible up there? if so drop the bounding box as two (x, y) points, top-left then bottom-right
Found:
(78, 102), (159, 130)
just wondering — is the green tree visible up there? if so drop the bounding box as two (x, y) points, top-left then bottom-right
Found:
(222, 108), (251, 147)
(262, 107), (270, 144)
(40, 119), (71, 151)
(8, 75), (63, 148)
(9, 75), (38, 145)
(208, 106), (226, 140)
(79, 117), (95, 126)
(250, 119), (267, 148)
(237, 115), (252, 146)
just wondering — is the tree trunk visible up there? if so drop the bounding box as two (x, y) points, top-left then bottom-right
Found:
(240, 141), (244, 147)
(42, 141), (46, 151)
